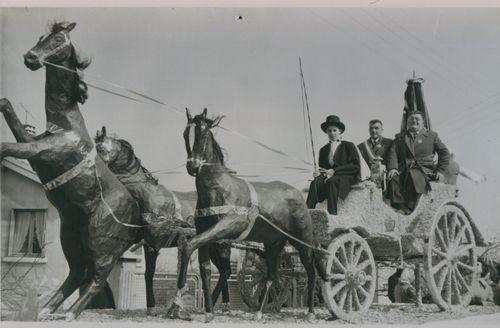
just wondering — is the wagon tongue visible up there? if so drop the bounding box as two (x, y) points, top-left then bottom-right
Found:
(400, 77), (432, 132)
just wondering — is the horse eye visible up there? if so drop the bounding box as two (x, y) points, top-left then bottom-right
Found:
(54, 35), (64, 42)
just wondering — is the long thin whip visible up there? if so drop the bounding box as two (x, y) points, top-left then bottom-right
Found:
(299, 57), (317, 170)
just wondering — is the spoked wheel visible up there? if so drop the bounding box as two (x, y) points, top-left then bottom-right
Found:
(237, 249), (294, 312)
(322, 232), (376, 321)
(425, 204), (477, 310)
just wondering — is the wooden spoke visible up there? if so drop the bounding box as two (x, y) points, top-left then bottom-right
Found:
(431, 259), (448, 275)
(332, 254), (347, 273)
(348, 241), (355, 265)
(356, 285), (370, 298)
(435, 228), (448, 251)
(456, 261), (475, 272)
(453, 244), (473, 257)
(432, 247), (448, 259)
(330, 280), (347, 298)
(454, 267), (471, 293)
(352, 287), (361, 311)
(337, 286), (348, 309)
(451, 269), (462, 305)
(345, 288), (352, 313)
(352, 244), (363, 266)
(442, 215), (450, 246)
(331, 273), (346, 280)
(437, 266), (448, 292)
(452, 225), (467, 248)
(448, 215), (458, 244)
(339, 245), (348, 267)
(357, 259), (372, 271)
(445, 269), (452, 304)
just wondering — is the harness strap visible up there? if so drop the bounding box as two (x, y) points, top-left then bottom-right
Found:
(194, 180), (259, 241)
(43, 148), (97, 191)
(236, 181), (259, 241)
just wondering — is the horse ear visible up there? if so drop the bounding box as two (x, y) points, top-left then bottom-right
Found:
(202, 108), (208, 118)
(96, 129), (101, 138)
(67, 22), (76, 32)
(186, 108), (193, 122)
(102, 126), (107, 136)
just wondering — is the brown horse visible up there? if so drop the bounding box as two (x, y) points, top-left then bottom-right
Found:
(94, 127), (233, 313)
(0, 22), (142, 320)
(169, 108), (329, 322)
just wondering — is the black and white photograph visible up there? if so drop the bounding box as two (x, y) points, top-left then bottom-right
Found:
(1, 0), (499, 326)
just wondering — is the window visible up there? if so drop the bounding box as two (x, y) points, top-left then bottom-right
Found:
(8, 209), (46, 258)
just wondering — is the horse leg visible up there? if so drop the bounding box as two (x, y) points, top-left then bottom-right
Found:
(144, 244), (159, 315)
(198, 245), (215, 322)
(39, 224), (87, 319)
(209, 243), (231, 311)
(172, 215), (248, 319)
(290, 241), (317, 321)
(64, 240), (131, 321)
(0, 98), (34, 142)
(1, 141), (53, 160)
(255, 240), (287, 321)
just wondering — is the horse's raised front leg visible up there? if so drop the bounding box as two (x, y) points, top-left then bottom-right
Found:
(0, 98), (34, 143)
(171, 214), (249, 321)
(1, 141), (52, 160)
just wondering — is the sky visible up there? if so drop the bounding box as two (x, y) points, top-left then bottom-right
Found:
(1, 4), (499, 238)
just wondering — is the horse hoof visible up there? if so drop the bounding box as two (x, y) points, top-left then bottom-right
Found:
(65, 312), (76, 322)
(220, 302), (230, 313)
(205, 313), (214, 323)
(38, 308), (51, 321)
(254, 311), (263, 321)
(306, 312), (316, 322)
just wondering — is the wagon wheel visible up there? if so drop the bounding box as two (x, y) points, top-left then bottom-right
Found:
(322, 232), (376, 321)
(425, 204), (477, 310)
(237, 249), (294, 312)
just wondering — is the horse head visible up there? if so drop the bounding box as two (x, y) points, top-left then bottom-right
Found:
(183, 108), (225, 177)
(95, 126), (121, 165)
(24, 21), (91, 104)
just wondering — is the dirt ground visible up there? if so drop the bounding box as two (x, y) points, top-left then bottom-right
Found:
(76, 303), (500, 324)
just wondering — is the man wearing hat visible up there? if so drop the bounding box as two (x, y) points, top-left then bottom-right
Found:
(306, 115), (361, 215)
(387, 111), (450, 211)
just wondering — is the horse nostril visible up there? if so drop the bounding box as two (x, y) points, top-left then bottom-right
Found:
(24, 52), (38, 63)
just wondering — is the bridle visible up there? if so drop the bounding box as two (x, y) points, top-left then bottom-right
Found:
(27, 31), (71, 66)
(185, 122), (221, 176)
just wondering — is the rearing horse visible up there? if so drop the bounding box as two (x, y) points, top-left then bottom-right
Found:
(0, 22), (142, 320)
(170, 108), (329, 322)
(94, 126), (233, 313)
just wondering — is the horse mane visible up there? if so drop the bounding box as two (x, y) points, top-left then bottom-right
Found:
(69, 45), (91, 104)
(209, 132), (225, 165)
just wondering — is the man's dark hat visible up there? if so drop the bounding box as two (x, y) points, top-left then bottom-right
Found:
(321, 115), (345, 133)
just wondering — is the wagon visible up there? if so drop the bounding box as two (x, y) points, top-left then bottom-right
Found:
(236, 181), (486, 320)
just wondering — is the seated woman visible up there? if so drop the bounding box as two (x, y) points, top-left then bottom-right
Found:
(306, 115), (361, 215)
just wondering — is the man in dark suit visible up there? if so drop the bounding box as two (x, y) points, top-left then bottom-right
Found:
(358, 119), (405, 209)
(358, 119), (392, 168)
(387, 111), (450, 210)
(306, 115), (360, 215)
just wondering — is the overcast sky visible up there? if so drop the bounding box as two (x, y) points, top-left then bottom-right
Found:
(1, 5), (499, 237)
